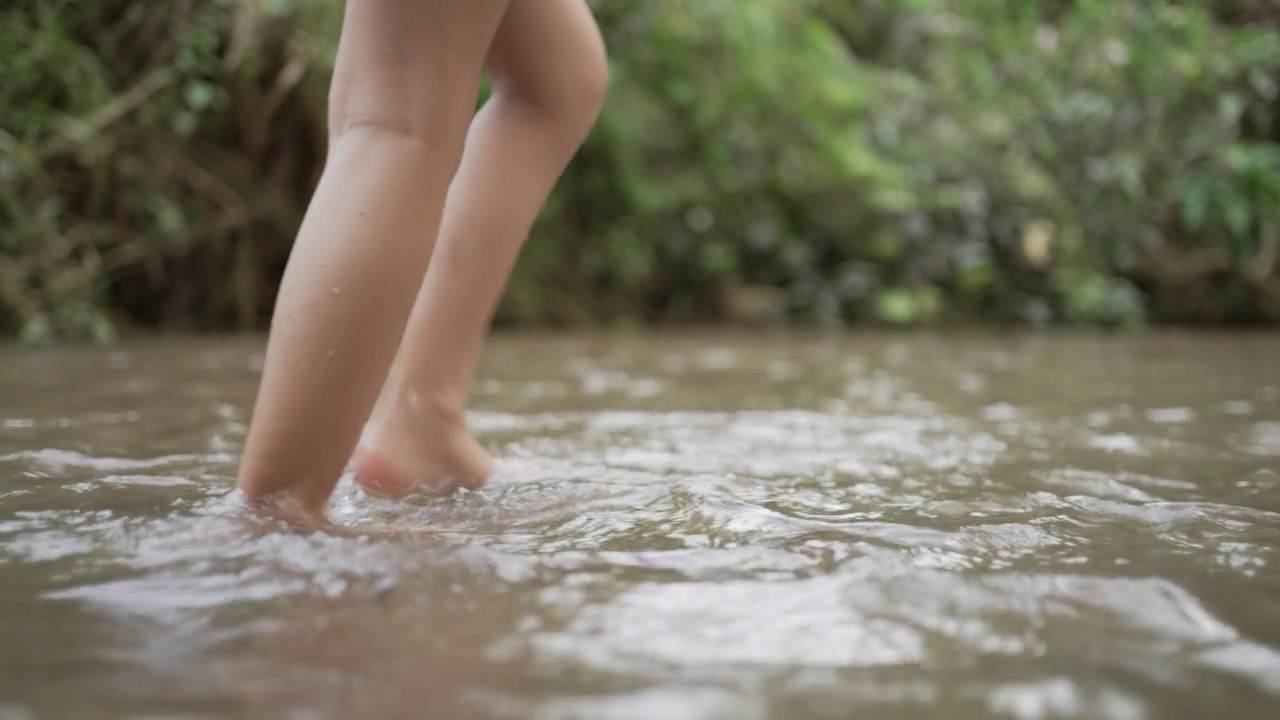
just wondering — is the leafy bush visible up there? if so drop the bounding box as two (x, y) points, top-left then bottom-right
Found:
(0, 0), (338, 341)
(2, 0), (1278, 340)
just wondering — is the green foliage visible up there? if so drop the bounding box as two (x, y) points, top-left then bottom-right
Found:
(0, 0), (339, 340)
(886, 0), (1280, 326)
(2, 0), (1279, 340)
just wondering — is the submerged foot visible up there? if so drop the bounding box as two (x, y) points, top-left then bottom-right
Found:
(353, 400), (493, 499)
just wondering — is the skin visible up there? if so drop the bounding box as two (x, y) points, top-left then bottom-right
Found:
(234, 0), (609, 522)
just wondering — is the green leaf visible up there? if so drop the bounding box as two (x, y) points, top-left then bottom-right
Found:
(20, 316), (50, 345)
(875, 288), (917, 325)
(699, 240), (738, 277)
(915, 285), (943, 323)
(184, 81), (217, 111)
(1224, 200), (1252, 251)
(1178, 173), (1213, 232)
(90, 310), (117, 344)
(955, 260), (997, 295)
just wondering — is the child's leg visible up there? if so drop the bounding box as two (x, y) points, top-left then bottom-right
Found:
(235, 0), (511, 519)
(352, 0), (609, 497)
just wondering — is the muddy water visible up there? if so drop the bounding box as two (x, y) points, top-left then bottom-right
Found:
(1, 332), (1278, 720)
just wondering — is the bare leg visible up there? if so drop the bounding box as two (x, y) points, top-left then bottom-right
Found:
(235, 0), (511, 520)
(353, 0), (609, 497)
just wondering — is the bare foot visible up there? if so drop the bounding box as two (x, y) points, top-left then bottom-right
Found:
(353, 395), (493, 498)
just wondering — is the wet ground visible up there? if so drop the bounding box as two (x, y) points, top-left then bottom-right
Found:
(1, 331), (1278, 719)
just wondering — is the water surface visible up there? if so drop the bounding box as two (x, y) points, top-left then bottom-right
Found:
(1, 332), (1278, 719)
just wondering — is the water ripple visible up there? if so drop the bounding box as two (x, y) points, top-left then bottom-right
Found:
(3, 334), (1279, 718)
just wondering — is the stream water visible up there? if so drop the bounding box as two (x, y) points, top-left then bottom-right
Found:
(1, 332), (1278, 719)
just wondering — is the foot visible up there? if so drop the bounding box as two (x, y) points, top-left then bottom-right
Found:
(353, 395), (493, 498)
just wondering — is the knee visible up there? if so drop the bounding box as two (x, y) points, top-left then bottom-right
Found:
(491, 35), (609, 143)
(328, 82), (477, 159)
(326, 111), (473, 173)
(562, 41), (611, 125)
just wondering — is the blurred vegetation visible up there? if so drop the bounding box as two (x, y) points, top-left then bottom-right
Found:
(2, 0), (1279, 341)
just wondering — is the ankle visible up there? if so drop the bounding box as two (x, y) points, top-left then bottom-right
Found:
(354, 396), (493, 497)
(386, 386), (468, 431)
